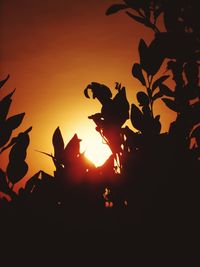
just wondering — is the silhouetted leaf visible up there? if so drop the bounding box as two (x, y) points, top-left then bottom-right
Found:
(6, 131), (30, 184)
(63, 134), (82, 162)
(7, 161), (28, 184)
(106, 4), (128, 15)
(154, 115), (161, 134)
(131, 103), (145, 132)
(162, 98), (178, 112)
(132, 63), (146, 85)
(0, 90), (16, 123)
(52, 127), (64, 161)
(152, 91), (163, 101)
(0, 75), (10, 89)
(6, 113), (25, 130)
(159, 84), (174, 97)
(0, 169), (10, 194)
(112, 87), (130, 126)
(152, 75), (170, 92)
(126, 11), (146, 24)
(84, 82), (112, 100)
(136, 91), (149, 106)
(138, 39), (148, 68)
(8, 132), (30, 162)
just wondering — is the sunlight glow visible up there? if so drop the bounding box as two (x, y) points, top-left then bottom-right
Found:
(80, 134), (112, 167)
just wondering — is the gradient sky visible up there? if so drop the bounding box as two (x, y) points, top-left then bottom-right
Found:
(0, 0), (176, 188)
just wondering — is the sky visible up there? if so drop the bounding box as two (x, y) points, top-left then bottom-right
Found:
(0, 0), (176, 188)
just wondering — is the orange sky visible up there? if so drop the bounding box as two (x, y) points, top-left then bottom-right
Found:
(0, 0), (176, 188)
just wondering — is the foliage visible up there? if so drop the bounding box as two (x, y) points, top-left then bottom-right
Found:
(0, 1), (199, 238)
(0, 76), (32, 198)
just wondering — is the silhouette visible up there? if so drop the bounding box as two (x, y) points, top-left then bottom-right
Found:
(0, 2), (199, 256)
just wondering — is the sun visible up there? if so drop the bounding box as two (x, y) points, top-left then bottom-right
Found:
(80, 132), (112, 167)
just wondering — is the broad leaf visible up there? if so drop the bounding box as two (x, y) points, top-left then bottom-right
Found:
(130, 103), (145, 132)
(136, 91), (149, 106)
(6, 113), (25, 130)
(7, 131), (30, 184)
(159, 84), (174, 97)
(106, 4), (128, 15)
(152, 75), (170, 92)
(162, 98), (178, 112)
(0, 75), (10, 89)
(7, 161), (28, 184)
(132, 63), (146, 85)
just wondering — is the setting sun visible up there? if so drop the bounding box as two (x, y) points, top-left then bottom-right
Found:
(80, 132), (112, 167)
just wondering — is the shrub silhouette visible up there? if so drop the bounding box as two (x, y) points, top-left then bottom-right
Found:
(0, 76), (32, 200)
(0, 1), (199, 236)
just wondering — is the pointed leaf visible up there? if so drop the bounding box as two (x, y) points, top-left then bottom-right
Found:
(159, 84), (174, 97)
(0, 89), (15, 122)
(162, 98), (178, 112)
(152, 75), (170, 92)
(152, 91), (163, 101)
(126, 12), (146, 24)
(106, 4), (128, 15)
(131, 103), (145, 132)
(63, 134), (81, 163)
(0, 75), (10, 89)
(52, 127), (64, 161)
(132, 63), (146, 85)
(6, 113), (25, 130)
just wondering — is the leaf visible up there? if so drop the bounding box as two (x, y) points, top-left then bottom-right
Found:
(7, 161), (28, 184)
(136, 91), (149, 106)
(130, 103), (145, 132)
(0, 169), (10, 194)
(63, 134), (81, 161)
(162, 98), (178, 112)
(159, 84), (174, 97)
(8, 132), (30, 162)
(112, 87), (130, 126)
(152, 75), (170, 92)
(0, 89), (15, 122)
(154, 115), (161, 134)
(6, 113), (25, 130)
(132, 63), (146, 85)
(106, 4), (128, 15)
(138, 39), (148, 68)
(152, 91), (163, 101)
(126, 11), (147, 24)
(0, 75), (10, 89)
(52, 127), (64, 161)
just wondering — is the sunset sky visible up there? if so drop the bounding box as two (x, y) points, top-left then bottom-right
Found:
(0, 0), (176, 187)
